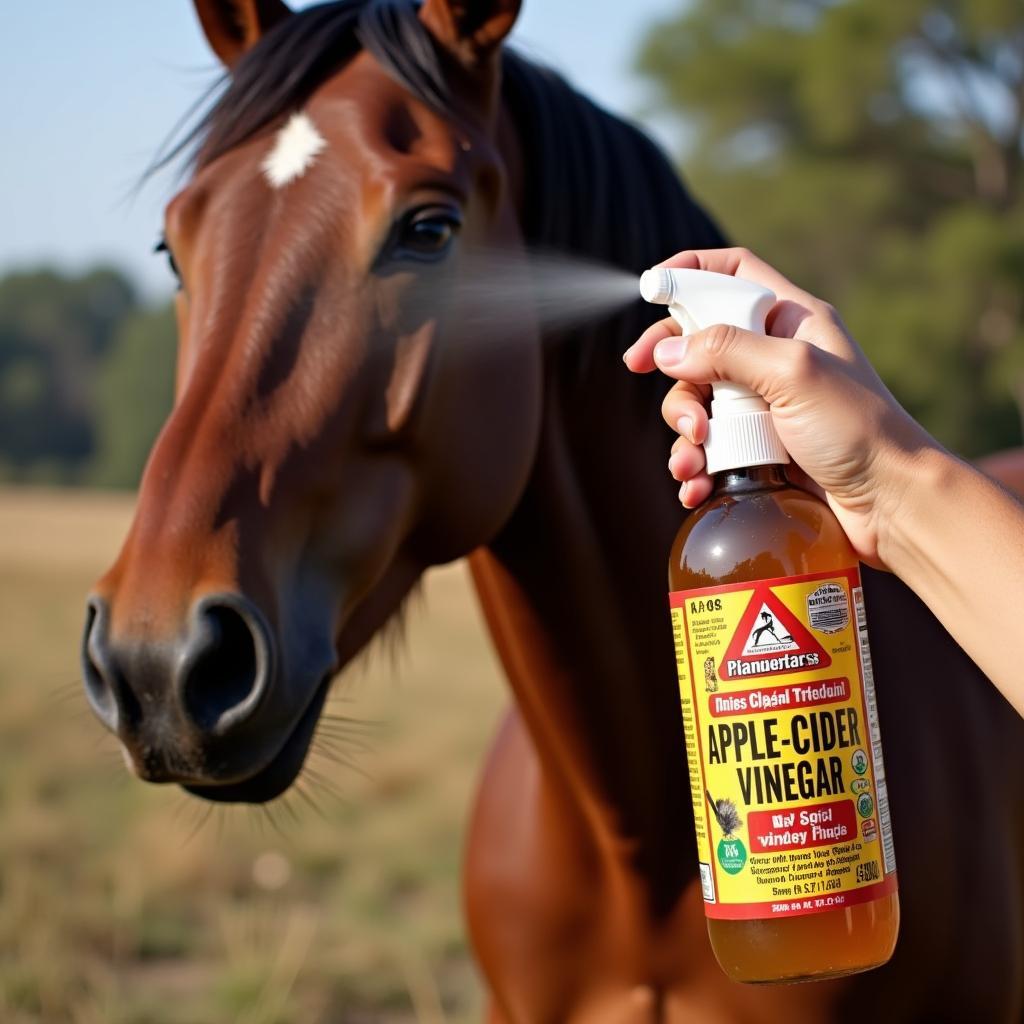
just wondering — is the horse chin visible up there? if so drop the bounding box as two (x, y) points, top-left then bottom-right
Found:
(183, 675), (331, 805)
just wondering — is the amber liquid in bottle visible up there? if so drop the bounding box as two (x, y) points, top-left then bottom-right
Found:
(671, 465), (899, 983)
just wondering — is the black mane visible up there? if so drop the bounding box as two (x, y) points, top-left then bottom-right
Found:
(159, 0), (724, 378)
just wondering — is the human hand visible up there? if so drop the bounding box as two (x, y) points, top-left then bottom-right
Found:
(623, 247), (939, 568)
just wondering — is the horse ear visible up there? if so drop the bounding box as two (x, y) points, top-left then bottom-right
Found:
(419, 0), (522, 66)
(192, 0), (292, 68)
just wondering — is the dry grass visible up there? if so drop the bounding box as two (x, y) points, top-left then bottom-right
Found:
(0, 487), (507, 1023)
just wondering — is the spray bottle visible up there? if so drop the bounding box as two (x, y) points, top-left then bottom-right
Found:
(640, 267), (899, 983)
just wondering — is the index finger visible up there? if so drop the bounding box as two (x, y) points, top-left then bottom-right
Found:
(623, 314), (680, 373)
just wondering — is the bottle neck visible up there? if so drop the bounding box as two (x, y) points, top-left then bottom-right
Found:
(712, 463), (789, 497)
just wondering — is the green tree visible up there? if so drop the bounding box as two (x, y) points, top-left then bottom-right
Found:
(90, 305), (177, 489)
(0, 267), (138, 481)
(638, 0), (1024, 456)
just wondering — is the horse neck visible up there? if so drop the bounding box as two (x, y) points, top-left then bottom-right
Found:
(474, 318), (696, 893)
(469, 82), (726, 892)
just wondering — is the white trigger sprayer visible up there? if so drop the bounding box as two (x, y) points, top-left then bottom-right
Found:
(638, 267), (790, 474)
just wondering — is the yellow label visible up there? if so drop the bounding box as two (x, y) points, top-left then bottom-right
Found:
(670, 567), (897, 919)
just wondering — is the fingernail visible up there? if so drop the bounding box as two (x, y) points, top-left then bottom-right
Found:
(679, 481), (692, 507)
(654, 336), (688, 367)
(677, 415), (693, 443)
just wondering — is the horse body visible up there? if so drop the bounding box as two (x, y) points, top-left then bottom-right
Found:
(83, 1), (1024, 1019)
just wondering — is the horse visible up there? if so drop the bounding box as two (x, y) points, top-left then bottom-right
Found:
(82, 1), (1024, 1020)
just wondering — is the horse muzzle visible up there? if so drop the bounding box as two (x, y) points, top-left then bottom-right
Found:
(81, 591), (329, 802)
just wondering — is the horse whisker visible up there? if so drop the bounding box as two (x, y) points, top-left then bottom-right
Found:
(309, 744), (367, 778)
(317, 713), (381, 732)
(276, 791), (302, 827)
(293, 780), (327, 820)
(302, 765), (348, 806)
(313, 729), (374, 755)
(180, 801), (216, 847)
(259, 802), (291, 845)
(45, 679), (87, 708)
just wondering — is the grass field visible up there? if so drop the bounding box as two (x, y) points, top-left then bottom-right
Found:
(0, 487), (507, 1024)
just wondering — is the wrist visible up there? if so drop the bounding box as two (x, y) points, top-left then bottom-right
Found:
(873, 436), (961, 577)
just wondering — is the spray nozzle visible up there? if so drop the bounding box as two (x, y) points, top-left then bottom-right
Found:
(639, 266), (789, 474)
(638, 268), (676, 305)
(639, 267), (776, 340)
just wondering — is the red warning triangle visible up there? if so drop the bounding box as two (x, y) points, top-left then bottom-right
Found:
(720, 584), (831, 681)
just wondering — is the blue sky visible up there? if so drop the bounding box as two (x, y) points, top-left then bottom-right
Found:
(1, 0), (682, 297)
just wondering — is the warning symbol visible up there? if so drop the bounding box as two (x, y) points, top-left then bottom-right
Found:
(720, 585), (831, 680)
(741, 604), (798, 656)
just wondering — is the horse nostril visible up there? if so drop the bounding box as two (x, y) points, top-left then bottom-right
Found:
(82, 595), (119, 731)
(178, 596), (274, 735)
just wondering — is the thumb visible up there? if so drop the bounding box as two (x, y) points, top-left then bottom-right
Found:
(653, 324), (811, 406)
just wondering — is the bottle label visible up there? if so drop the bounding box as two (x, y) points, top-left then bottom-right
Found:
(670, 567), (897, 920)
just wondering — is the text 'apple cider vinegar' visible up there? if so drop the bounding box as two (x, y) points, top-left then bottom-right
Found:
(640, 267), (899, 983)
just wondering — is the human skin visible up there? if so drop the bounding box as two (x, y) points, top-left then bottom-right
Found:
(624, 247), (1024, 717)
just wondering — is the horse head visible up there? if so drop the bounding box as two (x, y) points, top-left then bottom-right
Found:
(82, 0), (539, 802)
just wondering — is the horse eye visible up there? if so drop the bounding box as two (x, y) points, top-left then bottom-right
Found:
(396, 207), (462, 259)
(154, 236), (182, 289)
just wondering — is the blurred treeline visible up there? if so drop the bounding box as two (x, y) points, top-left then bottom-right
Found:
(639, 0), (1024, 457)
(0, 267), (175, 487)
(2, 1), (1022, 490)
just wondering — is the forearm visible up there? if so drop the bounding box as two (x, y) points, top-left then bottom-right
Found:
(880, 444), (1024, 714)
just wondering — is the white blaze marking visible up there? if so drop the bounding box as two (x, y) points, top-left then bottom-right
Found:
(261, 112), (327, 188)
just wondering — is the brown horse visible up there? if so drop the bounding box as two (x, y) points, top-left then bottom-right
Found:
(83, 1), (1024, 1020)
